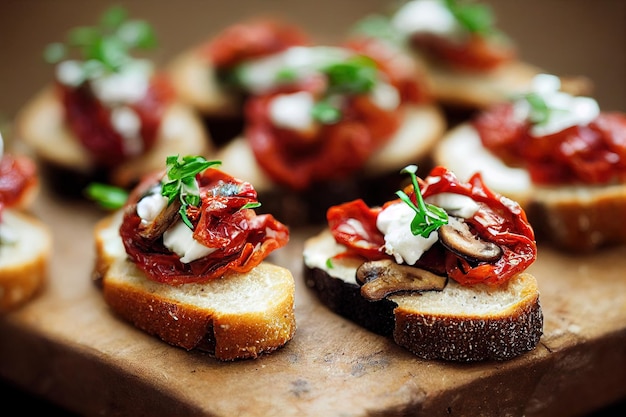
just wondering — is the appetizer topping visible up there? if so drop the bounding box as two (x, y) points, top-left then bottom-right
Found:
(356, 259), (447, 301)
(474, 74), (626, 185)
(327, 165), (536, 286)
(0, 133), (39, 244)
(0, 133), (39, 214)
(244, 43), (424, 190)
(119, 155), (289, 285)
(357, 0), (514, 71)
(45, 6), (173, 166)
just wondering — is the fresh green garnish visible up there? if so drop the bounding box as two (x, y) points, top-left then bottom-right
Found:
(322, 55), (378, 96)
(309, 55), (379, 124)
(161, 155), (221, 229)
(444, 0), (495, 35)
(396, 165), (448, 238)
(44, 5), (157, 72)
(326, 258), (334, 269)
(524, 92), (551, 126)
(85, 182), (129, 210)
(311, 100), (342, 124)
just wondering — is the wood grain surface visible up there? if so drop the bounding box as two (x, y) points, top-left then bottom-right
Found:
(1, 187), (626, 417)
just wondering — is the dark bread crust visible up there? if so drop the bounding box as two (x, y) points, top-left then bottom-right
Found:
(303, 230), (543, 362)
(393, 285), (543, 362)
(304, 266), (396, 337)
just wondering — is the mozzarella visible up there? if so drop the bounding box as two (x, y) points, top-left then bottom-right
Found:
(391, 0), (463, 40)
(376, 201), (438, 265)
(136, 188), (168, 225)
(269, 91), (316, 131)
(163, 221), (216, 263)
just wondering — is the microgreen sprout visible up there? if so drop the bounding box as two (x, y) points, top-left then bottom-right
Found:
(396, 165), (448, 238)
(161, 155), (221, 229)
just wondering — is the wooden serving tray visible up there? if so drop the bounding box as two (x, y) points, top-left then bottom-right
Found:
(1, 187), (626, 417)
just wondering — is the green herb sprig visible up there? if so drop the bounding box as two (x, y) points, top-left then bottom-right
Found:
(44, 5), (157, 72)
(161, 155), (221, 229)
(311, 55), (379, 125)
(444, 0), (495, 35)
(85, 182), (129, 210)
(396, 165), (448, 238)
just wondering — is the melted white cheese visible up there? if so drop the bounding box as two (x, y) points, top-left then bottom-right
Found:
(269, 91), (316, 132)
(376, 201), (439, 265)
(136, 188), (216, 263)
(516, 73), (600, 137)
(425, 192), (479, 219)
(236, 46), (349, 94)
(136, 189), (168, 225)
(163, 221), (216, 263)
(391, 0), (463, 39)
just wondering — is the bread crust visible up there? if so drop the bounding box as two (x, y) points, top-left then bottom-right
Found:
(416, 54), (593, 110)
(14, 86), (212, 190)
(434, 123), (626, 252)
(303, 229), (543, 362)
(0, 210), (52, 312)
(94, 211), (296, 361)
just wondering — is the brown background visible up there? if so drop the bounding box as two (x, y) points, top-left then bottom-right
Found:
(1, 0), (625, 127)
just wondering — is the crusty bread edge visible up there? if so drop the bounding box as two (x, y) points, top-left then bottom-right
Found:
(93, 211), (296, 361)
(0, 210), (52, 313)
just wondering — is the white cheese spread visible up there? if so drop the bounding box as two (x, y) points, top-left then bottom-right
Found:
(516, 73), (600, 137)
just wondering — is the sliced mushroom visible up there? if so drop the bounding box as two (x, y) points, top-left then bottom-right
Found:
(137, 199), (182, 240)
(438, 216), (502, 263)
(356, 259), (447, 301)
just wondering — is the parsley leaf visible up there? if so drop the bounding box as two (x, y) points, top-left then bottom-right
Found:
(322, 55), (378, 96)
(396, 165), (448, 238)
(84, 182), (128, 210)
(161, 155), (221, 229)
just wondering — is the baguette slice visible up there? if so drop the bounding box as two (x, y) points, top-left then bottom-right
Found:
(93, 211), (296, 361)
(14, 86), (212, 192)
(0, 210), (52, 312)
(303, 229), (543, 362)
(434, 123), (626, 252)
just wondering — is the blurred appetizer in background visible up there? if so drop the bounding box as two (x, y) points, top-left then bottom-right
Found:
(168, 18), (312, 145)
(0, 133), (51, 312)
(195, 23), (447, 224)
(303, 164), (542, 362)
(14, 6), (210, 197)
(92, 155), (295, 361)
(351, 0), (591, 113)
(434, 73), (626, 252)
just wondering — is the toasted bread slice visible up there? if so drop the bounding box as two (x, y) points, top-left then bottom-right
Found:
(434, 123), (626, 252)
(14, 86), (212, 191)
(0, 210), (52, 312)
(303, 229), (543, 362)
(93, 211), (296, 361)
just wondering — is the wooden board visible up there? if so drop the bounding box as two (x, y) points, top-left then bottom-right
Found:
(1, 187), (626, 417)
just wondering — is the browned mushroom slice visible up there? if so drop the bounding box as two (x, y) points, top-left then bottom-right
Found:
(356, 259), (447, 301)
(137, 199), (182, 240)
(439, 216), (502, 263)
